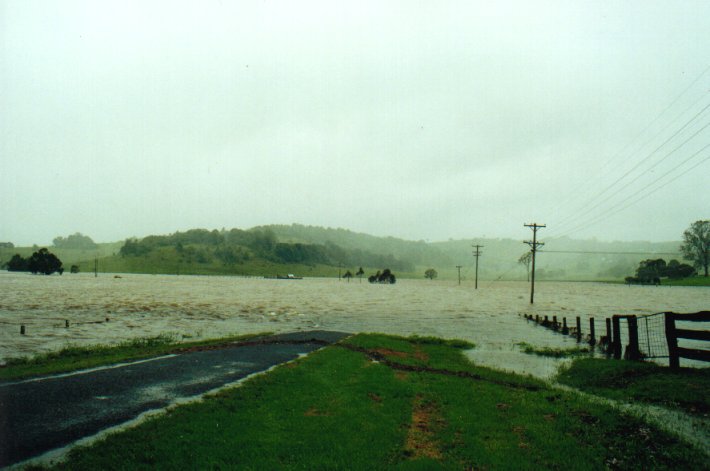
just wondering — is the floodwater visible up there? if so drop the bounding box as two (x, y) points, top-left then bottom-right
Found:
(1, 272), (708, 378)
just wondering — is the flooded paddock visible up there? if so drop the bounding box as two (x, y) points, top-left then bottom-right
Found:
(1, 272), (708, 378)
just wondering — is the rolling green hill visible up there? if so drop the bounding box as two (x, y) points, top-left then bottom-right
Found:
(1, 225), (695, 281)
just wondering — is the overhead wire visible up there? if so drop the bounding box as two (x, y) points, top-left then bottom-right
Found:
(547, 64), (710, 224)
(549, 142), (710, 240)
(549, 100), (710, 237)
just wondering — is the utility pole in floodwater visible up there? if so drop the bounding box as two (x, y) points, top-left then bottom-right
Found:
(524, 223), (545, 304)
(472, 245), (483, 289)
(456, 265), (462, 285)
(94, 257), (98, 278)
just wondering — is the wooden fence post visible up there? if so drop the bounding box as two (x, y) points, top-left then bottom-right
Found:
(576, 317), (581, 342)
(605, 318), (612, 346)
(612, 316), (621, 359)
(625, 315), (640, 360)
(665, 312), (680, 369)
(21, 325), (26, 335)
(553, 316), (558, 330)
(589, 318), (596, 346)
(562, 317), (568, 334)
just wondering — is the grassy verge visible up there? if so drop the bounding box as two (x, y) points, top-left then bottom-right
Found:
(659, 276), (710, 287)
(33, 334), (706, 470)
(557, 358), (710, 417)
(516, 342), (591, 358)
(0, 333), (269, 381)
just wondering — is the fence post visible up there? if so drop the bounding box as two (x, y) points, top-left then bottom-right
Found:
(612, 316), (621, 359)
(664, 312), (680, 369)
(21, 325), (26, 335)
(625, 315), (640, 360)
(605, 318), (612, 346)
(562, 317), (569, 334)
(589, 318), (596, 346)
(553, 316), (558, 330)
(576, 317), (581, 342)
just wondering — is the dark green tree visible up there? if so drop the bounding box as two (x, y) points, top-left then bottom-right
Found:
(424, 268), (438, 280)
(680, 220), (710, 277)
(27, 248), (63, 275)
(636, 259), (666, 282)
(343, 270), (353, 282)
(7, 254), (29, 272)
(356, 267), (365, 283)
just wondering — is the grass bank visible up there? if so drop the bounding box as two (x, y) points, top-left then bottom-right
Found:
(557, 357), (710, 418)
(33, 334), (707, 470)
(659, 276), (710, 287)
(0, 333), (269, 381)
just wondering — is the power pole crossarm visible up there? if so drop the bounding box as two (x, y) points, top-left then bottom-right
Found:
(524, 223), (546, 304)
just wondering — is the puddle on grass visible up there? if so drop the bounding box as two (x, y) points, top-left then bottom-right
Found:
(1, 272), (709, 376)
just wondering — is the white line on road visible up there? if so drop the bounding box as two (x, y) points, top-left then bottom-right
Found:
(0, 354), (178, 387)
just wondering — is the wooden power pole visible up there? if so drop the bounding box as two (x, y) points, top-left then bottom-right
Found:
(472, 245), (483, 289)
(524, 223), (545, 304)
(456, 265), (462, 285)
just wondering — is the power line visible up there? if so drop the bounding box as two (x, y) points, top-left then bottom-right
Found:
(550, 103), (710, 236)
(550, 145), (710, 240)
(553, 65), (710, 230)
(548, 65), (710, 223)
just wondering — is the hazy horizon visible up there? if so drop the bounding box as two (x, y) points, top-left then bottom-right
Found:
(0, 222), (690, 249)
(2, 1), (709, 247)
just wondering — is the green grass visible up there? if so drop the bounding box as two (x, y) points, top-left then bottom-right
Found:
(33, 334), (707, 470)
(0, 332), (269, 381)
(660, 276), (710, 287)
(69, 247), (421, 279)
(557, 357), (710, 417)
(516, 342), (591, 358)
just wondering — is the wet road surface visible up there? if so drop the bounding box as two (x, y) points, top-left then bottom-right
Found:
(0, 330), (350, 468)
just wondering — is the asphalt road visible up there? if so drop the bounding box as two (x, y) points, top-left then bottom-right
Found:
(0, 330), (350, 468)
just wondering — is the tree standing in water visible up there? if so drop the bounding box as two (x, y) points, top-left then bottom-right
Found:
(518, 252), (532, 282)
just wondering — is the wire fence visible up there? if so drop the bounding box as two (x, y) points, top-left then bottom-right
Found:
(635, 312), (668, 359)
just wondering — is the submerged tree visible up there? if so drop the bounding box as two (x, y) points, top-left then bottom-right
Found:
(424, 268), (438, 280)
(680, 220), (710, 277)
(356, 267), (365, 283)
(28, 248), (64, 275)
(368, 268), (396, 284)
(518, 252), (532, 282)
(6, 254), (29, 272)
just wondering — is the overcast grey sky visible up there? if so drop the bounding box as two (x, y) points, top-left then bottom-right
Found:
(1, 0), (709, 246)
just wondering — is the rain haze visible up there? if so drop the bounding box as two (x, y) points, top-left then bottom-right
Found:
(1, 0), (709, 246)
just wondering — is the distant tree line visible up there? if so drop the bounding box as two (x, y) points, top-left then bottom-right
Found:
(118, 228), (413, 271)
(5, 248), (64, 275)
(53, 232), (98, 250)
(625, 258), (695, 285)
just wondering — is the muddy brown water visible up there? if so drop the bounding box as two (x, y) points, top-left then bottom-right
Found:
(1, 272), (708, 378)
